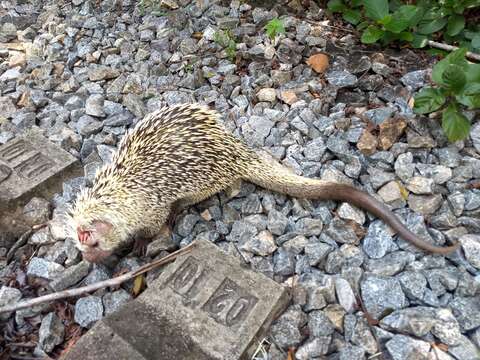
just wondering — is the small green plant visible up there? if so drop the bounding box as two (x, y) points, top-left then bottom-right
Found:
(413, 48), (480, 142)
(213, 30), (237, 62)
(264, 18), (285, 40)
(327, 0), (480, 52)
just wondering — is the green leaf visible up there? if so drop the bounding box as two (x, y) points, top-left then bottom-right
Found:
(446, 14), (465, 36)
(466, 63), (480, 83)
(361, 26), (385, 44)
(413, 88), (446, 114)
(456, 93), (480, 109)
(472, 33), (480, 49)
(364, 0), (389, 21)
(357, 21), (370, 31)
(327, 0), (345, 12)
(384, 5), (419, 33)
(441, 104), (471, 142)
(412, 33), (428, 48)
(397, 31), (414, 41)
(378, 14), (392, 26)
(343, 9), (361, 25)
(264, 18), (285, 40)
(432, 48), (468, 85)
(463, 83), (480, 95)
(384, 17), (408, 33)
(441, 64), (467, 92)
(418, 17), (448, 34)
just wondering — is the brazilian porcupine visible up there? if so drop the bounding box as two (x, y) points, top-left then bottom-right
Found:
(68, 103), (459, 262)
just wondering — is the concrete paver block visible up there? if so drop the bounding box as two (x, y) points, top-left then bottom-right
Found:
(62, 240), (290, 360)
(0, 127), (80, 236)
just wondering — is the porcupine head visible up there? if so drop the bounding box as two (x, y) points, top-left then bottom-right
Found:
(66, 184), (134, 263)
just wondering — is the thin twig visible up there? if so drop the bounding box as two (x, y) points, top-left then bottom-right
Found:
(0, 243), (196, 314)
(6, 229), (33, 264)
(427, 40), (480, 62)
(6, 223), (48, 264)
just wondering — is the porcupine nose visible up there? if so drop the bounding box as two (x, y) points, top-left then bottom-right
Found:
(77, 227), (98, 247)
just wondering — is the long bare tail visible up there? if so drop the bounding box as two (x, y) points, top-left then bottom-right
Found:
(244, 151), (459, 255)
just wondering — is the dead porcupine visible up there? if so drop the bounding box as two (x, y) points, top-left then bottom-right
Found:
(67, 103), (459, 263)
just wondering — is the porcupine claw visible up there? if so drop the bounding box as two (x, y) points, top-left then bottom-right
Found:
(132, 236), (150, 257)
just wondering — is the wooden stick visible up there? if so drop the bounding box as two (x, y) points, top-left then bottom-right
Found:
(0, 242), (196, 314)
(6, 223), (49, 264)
(427, 40), (480, 62)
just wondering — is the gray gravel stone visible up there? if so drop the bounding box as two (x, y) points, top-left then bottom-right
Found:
(471, 121), (480, 152)
(394, 152), (414, 182)
(406, 176), (434, 194)
(448, 335), (480, 360)
(308, 310), (335, 337)
(0, 67), (21, 81)
(39, 312), (64, 353)
(83, 264), (111, 286)
(75, 115), (103, 136)
(273, 248), (295, 276)
(74, 295), (104, 328)
(0, 286), (22, 320)
(465, 190), (480, 211)
(385, 334), (430, 360)
(338, 345), (365, 360)
(0, 96), (17, 118)
(364, 106), (395, 125)
(49, 261), (91, 291)
(460, 234), (480, 269)
(337, 203), (365, 225)
(303, 137), (326, 161)
(102, 289), (133, 316)
(27, 257), (65, 280)
(326, 70), (357, 87)
(325, 218), (359, 245)
(23, 197), (51, 225)
(345, 315), (378, 354)
(29, 228), (54, 245)
(299, 271), (336, 311)
(242, 115), (274, 147)
(400, 70), (427, 90)
(175, 214), (200, 237)
(408, 194), (443, 216)
(362, 220), (394, 259)
(416, 164), (453, 184)
(294, 336), (331, 358)
(85, 94), (105, 117)
(270, 306), (307, 349)
(295, 218), (323, 236)
(267, 209), (288, 236)
(449, 296), (480, 332)
(380, 307), (461, 345)
(335, 277), (356, 313)
(360, 275), (407, 320)
(240, 230), (277, 256)
(397, 271), (427, 300)
(378, 181), (406, 209)
(305, 240), (333, 266)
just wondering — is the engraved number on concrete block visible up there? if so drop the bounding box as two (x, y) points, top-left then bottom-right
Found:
(0, 139), (33, 162)
(15, 153), (54, 178)
(202, 278), (258, 327)
(167, 256), (207, 300)
(0, 139), (54, 180)
(0, 164), (12, 184)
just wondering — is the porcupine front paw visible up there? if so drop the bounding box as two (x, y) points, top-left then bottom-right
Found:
(132, 236), (151, 257)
